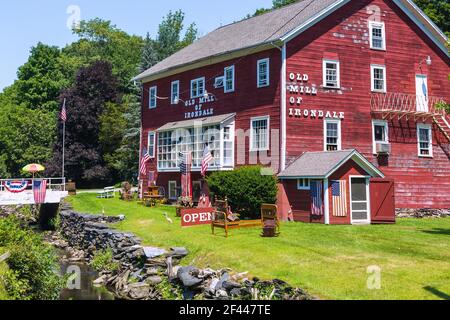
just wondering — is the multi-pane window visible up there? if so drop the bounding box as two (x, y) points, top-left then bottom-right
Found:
(149, 86), (157, 108)
(323, 60), (340, 88)
(297, 178), (310, 190)
(371, 65), (386, 92)
(257, 59), (270, 88)
(223, 126), (234, 166)
(250, 116), (270, 151)
(370, 21), (385, 50)
(224, 66), (235, 93)
(148, 132), (156, 158)
(325, 120), (341, 151)
(417, 124), (432, 157)
(158, 125), (223, 170)
(171, 80), (179, 104)
(191, 77), (205, 98)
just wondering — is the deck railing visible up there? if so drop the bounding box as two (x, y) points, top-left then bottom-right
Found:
(0, 178), (66, 192)
(371, 92), (447, 116)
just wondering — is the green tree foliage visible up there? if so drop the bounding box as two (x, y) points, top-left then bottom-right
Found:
(0, 216), (63, 300)
(46, 61), (120, 186)
(207, 166), (278, 219)
(0, 104), (56, 177)
(414, 0), (449, 35)
(140, 33), (159, 72)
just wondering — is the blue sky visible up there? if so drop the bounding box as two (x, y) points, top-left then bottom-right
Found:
(0, 0), (273, 90)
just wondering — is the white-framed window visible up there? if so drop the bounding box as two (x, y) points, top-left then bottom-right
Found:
(417, 124), (433, 157)
(323, 60), (340, 88)
(168, 181), (177, 200)
(171, 80), (179, 105)
(369, 21), (386, 50)
(371, 65), (386, 92)
(224, 65), (235, 93)
(148, 131), (156, 158)
(257, 58), (270, 88)
(222, 124), (234, 167)
(191, 77), (205, 99)
(149, 86), (157, 109)
(324, 119), (342, 151)
(157, 124), (233, 171)
(250, 116), (270, 152)
(372, 120), (389, 154)
(297, 178), (310, 190)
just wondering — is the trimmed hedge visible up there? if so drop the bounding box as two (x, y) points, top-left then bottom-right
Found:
(206, 166), (278, 220)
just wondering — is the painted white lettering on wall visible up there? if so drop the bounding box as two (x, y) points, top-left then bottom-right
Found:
(289, 108), (345, 120)
(184, 96), (216, 119)
(287, 72), (318, 106)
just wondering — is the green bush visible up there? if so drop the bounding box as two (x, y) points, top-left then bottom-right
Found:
(0, 216), (63, 300)
(206, 166), (278, 219)
(91, 249), (119, 273)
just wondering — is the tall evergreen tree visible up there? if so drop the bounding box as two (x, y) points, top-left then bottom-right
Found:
(140, 33), (159, 72)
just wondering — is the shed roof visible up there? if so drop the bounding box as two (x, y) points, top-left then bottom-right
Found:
(134, 0), (448, 82)
(278, 149), (385, 179)
(157, 113), (235, 131)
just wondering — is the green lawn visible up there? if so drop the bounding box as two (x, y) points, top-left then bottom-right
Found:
(68, 194), (450, 300)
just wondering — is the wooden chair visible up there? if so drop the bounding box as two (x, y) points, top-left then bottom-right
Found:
(211, 197), (240, 238)
(261, 204), (280, 237)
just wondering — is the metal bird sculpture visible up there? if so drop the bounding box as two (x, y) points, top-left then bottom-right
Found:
(163, 212), (173, 224)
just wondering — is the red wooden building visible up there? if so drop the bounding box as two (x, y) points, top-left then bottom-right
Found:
(133, 0), (450, 225)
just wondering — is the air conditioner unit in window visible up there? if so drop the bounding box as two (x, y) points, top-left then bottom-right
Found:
(214, 76), (224, 89)
(376, 142), (391, 155)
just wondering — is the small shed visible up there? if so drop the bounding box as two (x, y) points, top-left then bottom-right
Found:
(278, 149), (395, 225)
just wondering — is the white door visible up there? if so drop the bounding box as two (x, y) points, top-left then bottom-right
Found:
(350, 177), (371, 225)
(416, 75), (429, 112)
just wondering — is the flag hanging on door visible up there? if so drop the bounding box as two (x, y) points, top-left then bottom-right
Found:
(332, 180), (348, 217)
(180, 152), (192, 198)
(310, 180), (324, 216)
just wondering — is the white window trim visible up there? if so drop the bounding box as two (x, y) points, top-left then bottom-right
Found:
(324, 118), (342, 151)
(148, 131), (156, 158)
(417, 123), (433, 158)
(369, 21), (386, 51)
(224, 65), (235, 93)
(297, 178), (311, 190)
(371, 65), (387, 93)
(168, 181), (177, 200)
(372, 120), (389, 154)
(322, 59), (341, 89)
(250, 116), (270, 152)
(220, 121), (235, 168)
(190, 77), (205, 99)
(149, 86), (157, 109)
(171, 80), (179, 105)
(257, 58), (270, 88)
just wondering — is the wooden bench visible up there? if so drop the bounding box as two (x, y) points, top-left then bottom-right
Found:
(97, 186), (115, 199)
(211, 198), (263, 238)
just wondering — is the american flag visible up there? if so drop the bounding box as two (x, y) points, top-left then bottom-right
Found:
(60, 99), (67, 122)
(33, 179), (47, 204)
(310, 180), (324, 216)
(332, 180), (348, 217)
(180, 152), (192, 198)
(201, 145), (214, 177)
(140, 148), (151, 176)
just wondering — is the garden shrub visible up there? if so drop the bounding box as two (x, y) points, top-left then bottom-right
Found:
(91, 249), (119, 273)
(206, 166), (278, 219)
(0, 216), (63, 300)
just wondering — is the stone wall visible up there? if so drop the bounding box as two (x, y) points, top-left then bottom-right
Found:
(396, 208), (450, 219)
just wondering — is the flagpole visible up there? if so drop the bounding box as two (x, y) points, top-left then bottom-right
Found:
(62, 98), (66, 179)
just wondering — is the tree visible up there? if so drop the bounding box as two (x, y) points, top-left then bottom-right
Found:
(0, 104), (56, 178)
(46, 61), (120, 187)
(140, 33), (159, 72)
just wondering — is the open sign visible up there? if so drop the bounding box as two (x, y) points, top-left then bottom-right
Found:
(181, 208), (214, 227)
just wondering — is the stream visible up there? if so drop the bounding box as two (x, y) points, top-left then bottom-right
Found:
(57, 249), (115, 300)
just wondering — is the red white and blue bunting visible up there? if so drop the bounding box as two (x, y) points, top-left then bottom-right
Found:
(3, 180), (29, 193)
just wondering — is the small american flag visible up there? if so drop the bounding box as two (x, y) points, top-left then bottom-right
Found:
(311, 180), (324, 216)
(60, 99), (67, 122)
(140, 148), (151, 176)
(201, 145), (214, 177)
(180, 152), (192, 198)
(332, 180), (348, 217)
(33, 179), (47, 204)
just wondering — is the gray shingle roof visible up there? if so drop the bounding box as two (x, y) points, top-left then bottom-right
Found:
(278, 149), (384, 178)
(134, 0), (338, 81)
(157, 113), (235, 131)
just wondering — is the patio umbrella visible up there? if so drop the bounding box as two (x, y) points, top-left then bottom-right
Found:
(22, 164), (45, 179)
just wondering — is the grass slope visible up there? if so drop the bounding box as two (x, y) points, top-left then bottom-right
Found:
(68, 194), (450, 300)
